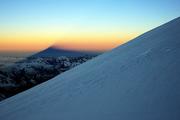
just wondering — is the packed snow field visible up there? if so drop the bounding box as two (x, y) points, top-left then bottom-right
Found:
(0, 17), (180, 120)
(0, 56), (94, 101)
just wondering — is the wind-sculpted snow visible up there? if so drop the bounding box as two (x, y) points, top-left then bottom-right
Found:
(0, 17), (180, 120)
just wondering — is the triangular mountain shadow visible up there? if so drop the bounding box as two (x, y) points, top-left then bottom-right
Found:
(31, 47), (102, 58)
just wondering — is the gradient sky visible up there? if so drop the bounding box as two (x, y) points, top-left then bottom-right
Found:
(0, 0), (180, 52)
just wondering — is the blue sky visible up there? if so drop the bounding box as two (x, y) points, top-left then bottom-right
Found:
(0, 0), (179, 27)
(0, 0), (180, 52)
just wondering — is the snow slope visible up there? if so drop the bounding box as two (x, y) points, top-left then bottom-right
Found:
(32, 47), (100, 57)
(0, 17), (180, 120)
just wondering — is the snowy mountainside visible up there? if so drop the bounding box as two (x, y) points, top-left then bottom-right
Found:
(0, 17), (180, 120)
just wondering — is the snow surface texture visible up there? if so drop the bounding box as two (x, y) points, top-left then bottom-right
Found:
(0, 17), (180, 120)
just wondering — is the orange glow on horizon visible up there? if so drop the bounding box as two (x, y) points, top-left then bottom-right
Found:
(0, 32), (139, 52)
(54, 38), (122, 52)
(53, 32), (138, 51)
(0, 37), (56, 52)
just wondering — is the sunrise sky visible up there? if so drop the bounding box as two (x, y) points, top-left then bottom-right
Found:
(0, 0), (180, 53)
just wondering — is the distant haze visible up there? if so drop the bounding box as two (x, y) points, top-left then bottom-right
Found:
(0, 51), (35, 57)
